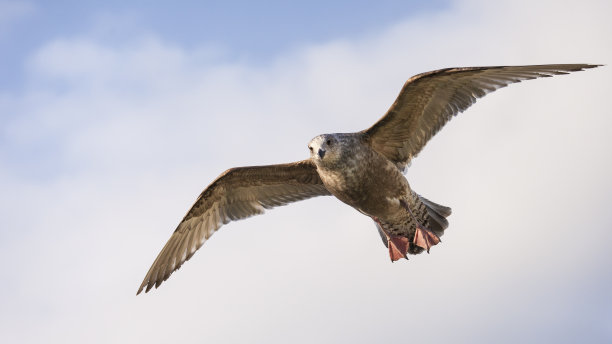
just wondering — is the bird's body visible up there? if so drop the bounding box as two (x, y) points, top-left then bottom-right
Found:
(310, 133), (405, 218)
(137, 64), (599, 294)
(309, 132), (448, 257)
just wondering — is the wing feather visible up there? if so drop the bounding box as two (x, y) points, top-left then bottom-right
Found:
(363, 64), (600, 169)
(137, 159), (330, 294)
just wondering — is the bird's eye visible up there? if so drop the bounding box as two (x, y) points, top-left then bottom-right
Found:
(308, 146), (313, 152)
(326, 139), (332, 146)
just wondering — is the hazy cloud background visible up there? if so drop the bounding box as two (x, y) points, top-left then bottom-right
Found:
(1, 0), (610, 343)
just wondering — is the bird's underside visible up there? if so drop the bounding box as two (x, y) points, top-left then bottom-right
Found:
(137, 63), (599, 294)
(374, 196), (452, 261)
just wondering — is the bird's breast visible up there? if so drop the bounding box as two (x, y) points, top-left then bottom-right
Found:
(318, 149), (409, 218)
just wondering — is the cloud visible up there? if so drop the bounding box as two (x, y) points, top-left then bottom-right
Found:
(1, 0), (611, 343)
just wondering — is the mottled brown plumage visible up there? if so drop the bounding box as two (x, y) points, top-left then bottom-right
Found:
(138, 161), (330, 293)
(138, 64), (599, 294)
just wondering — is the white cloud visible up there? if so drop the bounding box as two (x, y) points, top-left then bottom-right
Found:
(1, 0), (611, 343)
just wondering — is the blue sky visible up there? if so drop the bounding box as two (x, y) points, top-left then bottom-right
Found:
(1, 0), (447, 180)
(1, 1), (611, 343)
(0, 0), (447, 90)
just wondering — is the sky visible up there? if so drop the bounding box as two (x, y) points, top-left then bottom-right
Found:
(0, 0), (610, 343)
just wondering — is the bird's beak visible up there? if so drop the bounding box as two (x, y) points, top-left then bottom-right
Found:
(318, 149), (326, 159)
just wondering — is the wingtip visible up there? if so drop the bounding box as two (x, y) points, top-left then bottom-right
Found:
(136, 282), (156, 295)
(136, 284), (145, 295)
(545, 64), (602, 73)
(583, 64), (603, 69)
(136, 280), (153, 295)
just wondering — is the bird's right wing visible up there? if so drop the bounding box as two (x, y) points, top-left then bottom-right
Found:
(137, 159), (330, 294)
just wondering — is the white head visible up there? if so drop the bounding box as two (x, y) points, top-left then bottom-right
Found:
(308, 133), (342, 167)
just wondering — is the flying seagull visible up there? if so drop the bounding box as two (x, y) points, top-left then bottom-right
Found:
(137, 64), (599, 294)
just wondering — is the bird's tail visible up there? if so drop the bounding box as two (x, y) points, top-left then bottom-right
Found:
(418, 195), (452, 238)
(373, 195), (451, 255)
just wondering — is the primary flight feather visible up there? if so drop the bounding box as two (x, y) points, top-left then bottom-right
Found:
(138, 64), (599, 294)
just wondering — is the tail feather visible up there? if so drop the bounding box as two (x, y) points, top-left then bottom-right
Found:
(418, 195), (452, 237)
(426, 210), (448, 236)
(419, 196), (452, 218)
(371, 195), (452, 256)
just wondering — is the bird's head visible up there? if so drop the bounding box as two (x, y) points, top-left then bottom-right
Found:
(308, 134), (343, 167)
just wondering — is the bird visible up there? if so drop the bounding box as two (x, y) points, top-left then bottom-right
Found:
(137, 64), (599, 294)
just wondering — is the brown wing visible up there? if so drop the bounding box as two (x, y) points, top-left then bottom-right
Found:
(137, 159), (330, 294)
(363, 64), (600, 169)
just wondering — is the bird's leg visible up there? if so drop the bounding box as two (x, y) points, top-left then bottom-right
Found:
(399, 200), (440, 253)
(373, 217), (409, 262)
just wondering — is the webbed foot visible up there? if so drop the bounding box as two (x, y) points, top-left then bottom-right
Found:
(374, 217), (410, 262)
(387, 235), (410, 262)
(413, 225), (441, 253)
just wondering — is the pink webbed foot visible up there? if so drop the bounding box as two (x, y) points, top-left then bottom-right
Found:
(373, 217), (409, 262)
(387, 235), (410, 262)
(413, 225), (441, 253)
(398, 199), (441, 253)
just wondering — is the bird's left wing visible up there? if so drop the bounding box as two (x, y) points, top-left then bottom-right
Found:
(362, 64), (600, 170)
(137, 159), (330, 294)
